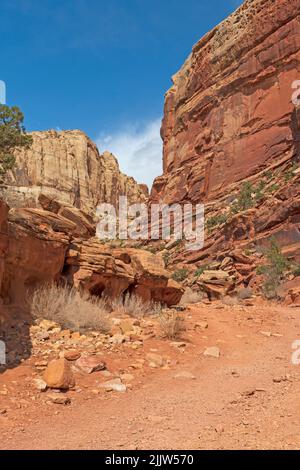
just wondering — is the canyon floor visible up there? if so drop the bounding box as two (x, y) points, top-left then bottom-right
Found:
(1, 300), (300, 450)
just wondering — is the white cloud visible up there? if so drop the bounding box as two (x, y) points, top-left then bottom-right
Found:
(96, 118), (163, 188)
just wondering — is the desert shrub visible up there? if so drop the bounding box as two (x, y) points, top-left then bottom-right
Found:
(172, 269), (188, 282)
(257, 239), (290, 299)
(206, 213), (228, 233)
(180, 287), (203, 305)
(263, 170), (274, 181)
(111, 293), (162, 318)
(194, 266), (208, 277)
(266, 183), (279, 194)
(159, 310), (185, 339)
(292, 264), (300, 277)
(254, 180), (266, 202)
(162, 252), (171, 267)
(30, 283), (111, 333)
(284, 164), (298, 182)
(231, 182), (255, 214)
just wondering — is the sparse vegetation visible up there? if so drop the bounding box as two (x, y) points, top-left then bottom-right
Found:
(162, 252), (171, 267)
(292, 264), (300, 277)
(171, 269), (188, 282)
(111, 293), (162, 318)
(254, 180), (266, 202)
(180, 288), (203, 305)
(0, 104), (32, 177)
(159, 310), (185, 339)
(30, 283), (111, 333)
(284, 163), (298, 182)
(206, 213), (228, 233)
(257, 239), (290, 299)
(266, 183), (279, 194)
(263, 170), (274, 181)
(231, 181), (255, 214)
(194, 266), (208, 277)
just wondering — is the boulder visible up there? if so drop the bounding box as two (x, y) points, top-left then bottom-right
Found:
(43, 358), (75, 390)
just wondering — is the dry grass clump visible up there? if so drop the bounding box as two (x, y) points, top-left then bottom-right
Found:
(159, 310), (185, 340)
(111, 293), (162, 318)
(180, 287), (204, 305)
(30, 283), (111, 333)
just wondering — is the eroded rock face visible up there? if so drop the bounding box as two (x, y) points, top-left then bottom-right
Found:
(64, 241), (184, 306)
(0, 203), (183, 306)
(2, 130), (147, 215)
(2, 207), (73, 303)
(151, 0), (300, 205)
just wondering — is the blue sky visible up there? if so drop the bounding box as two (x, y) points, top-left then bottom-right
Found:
(1, 0), (242, 186)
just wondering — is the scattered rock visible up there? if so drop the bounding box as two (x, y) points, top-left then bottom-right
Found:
(34, 361), (48, 369)
(35, 331), (50, 341)
(260, 331), (272, 337)
(195, 321), (208, 330)
(203, 347), (220, 358)
(173, 371), (196, 380)
(33, 378), (48, 392)
(100, 378), (127, 393)
(109, 334), (127, 345)
(39, 320), (59, 331)
(119, 319), (135, 335)
(75, 356), (106, 374)
(47, 393), (71, 405)
(146, 353), (164, 368)
(215, 424), (225, 434)
(43, 359), (75, 390)
(171, 342), (186, 349)
(64, 350), (81, 362)
(120, 374), (135, 382)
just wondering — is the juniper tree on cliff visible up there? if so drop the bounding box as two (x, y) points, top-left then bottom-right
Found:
(0, 104), (32, 177)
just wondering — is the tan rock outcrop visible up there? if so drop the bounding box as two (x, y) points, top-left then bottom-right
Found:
(2, 130), (147, 215)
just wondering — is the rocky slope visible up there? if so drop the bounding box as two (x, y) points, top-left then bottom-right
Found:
(2, 130), (147, 215)
(149, 0), (300, 296)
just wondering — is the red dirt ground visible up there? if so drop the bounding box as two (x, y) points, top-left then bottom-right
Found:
(1, 301), (300, 450)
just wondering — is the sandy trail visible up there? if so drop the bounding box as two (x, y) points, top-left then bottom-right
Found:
(1, 302), (300, 450)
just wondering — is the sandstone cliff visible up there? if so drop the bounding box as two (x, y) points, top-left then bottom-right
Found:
(149, 0), (300, 298)
(151, 0), (300, 204)
(2, 130), (147, 215)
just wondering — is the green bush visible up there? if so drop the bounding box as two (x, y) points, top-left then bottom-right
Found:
(172, 269), (188, 282)
(257, 238), (290, 299)
(0, 104), (32, 176)
(194, 266), (208, 277)
(231, 182), (255, 214)
(206, 213), (228, 232)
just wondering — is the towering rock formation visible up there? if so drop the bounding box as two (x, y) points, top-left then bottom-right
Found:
(149, 0), (300, 297)
(151, 0), (300, 205)
(2, 130), (147, 215)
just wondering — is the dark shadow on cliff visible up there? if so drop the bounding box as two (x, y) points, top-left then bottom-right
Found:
(291, 108), (300, 162)
(0, 304), (33, 373)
